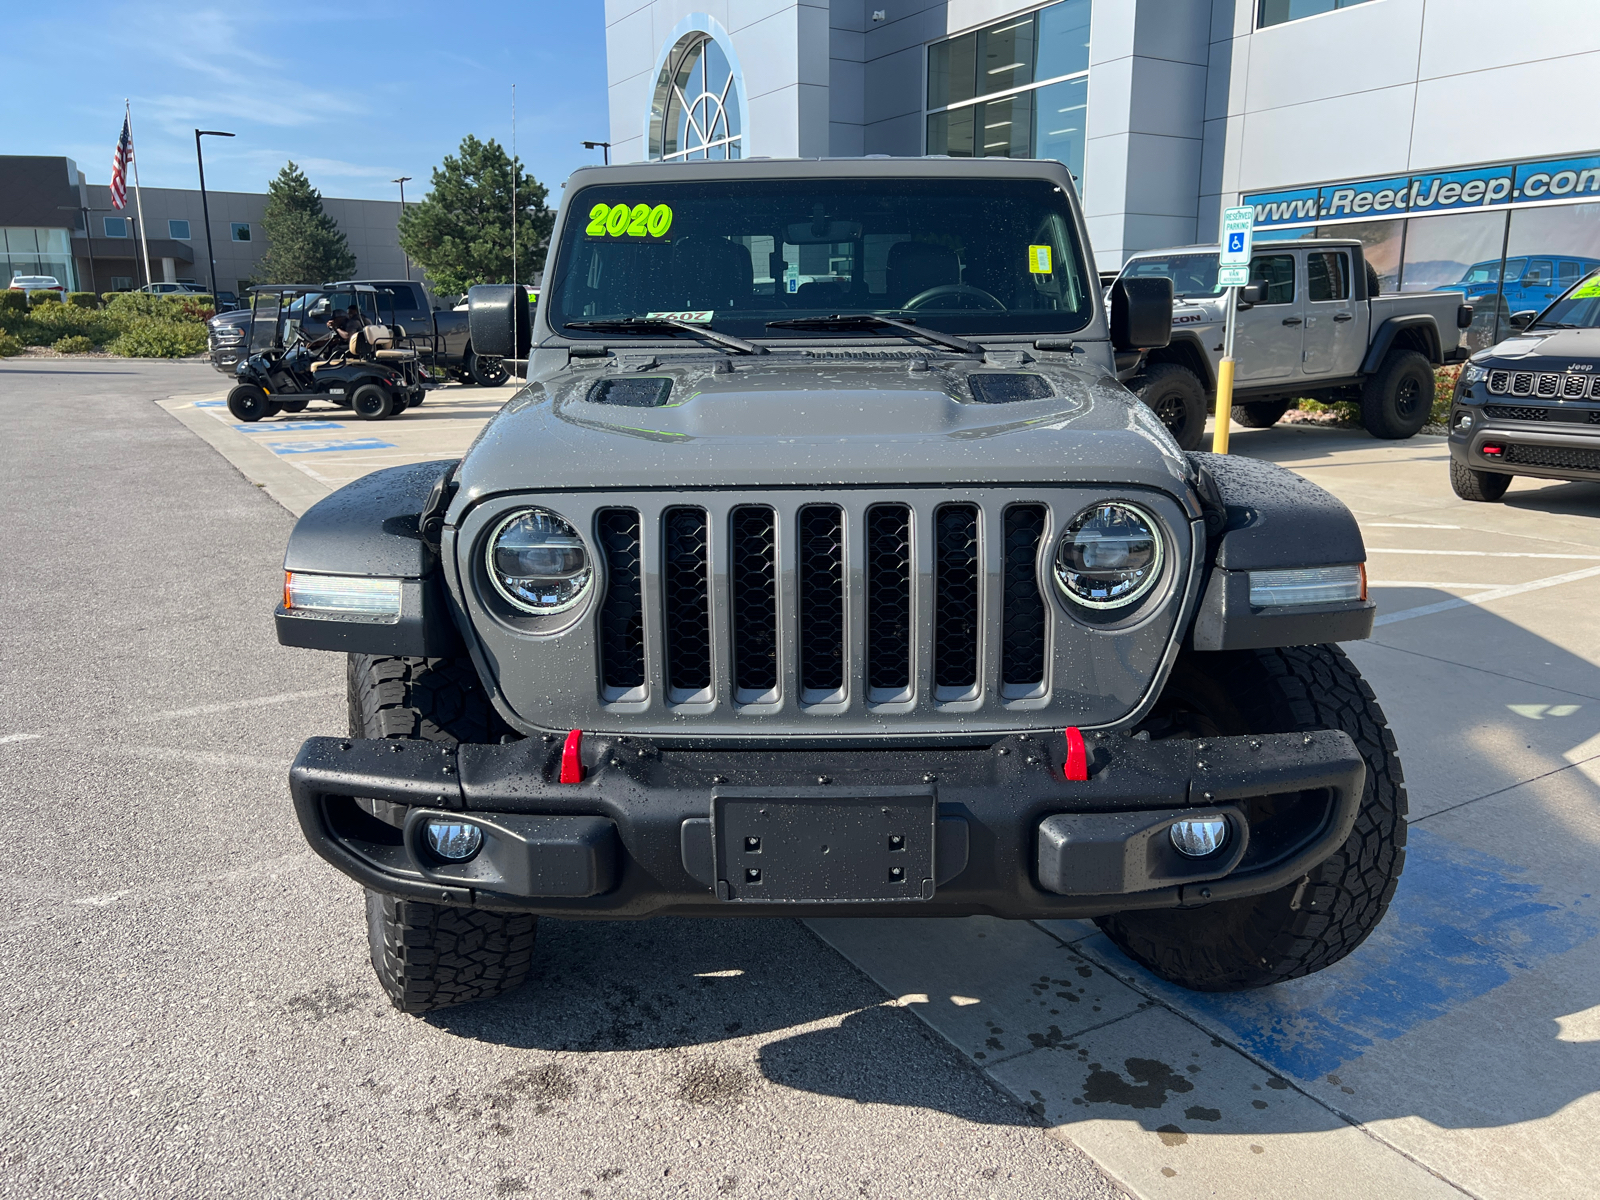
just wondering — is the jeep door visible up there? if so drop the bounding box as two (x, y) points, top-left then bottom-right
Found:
(1235, 250), (1301, 383)
(1301, 247), (1361, 376)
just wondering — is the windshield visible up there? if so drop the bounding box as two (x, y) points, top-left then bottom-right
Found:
(1120, 253), (1222, 299)
(1531, 271), (1600, 329)
(546, 177), (1094, 340)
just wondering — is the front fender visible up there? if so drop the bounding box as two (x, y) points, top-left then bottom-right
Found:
(275, 460), (464, 657)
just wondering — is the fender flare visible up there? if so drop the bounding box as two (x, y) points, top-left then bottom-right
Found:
(276, 460), (464, 657)
(1362, 314), (1442, 373)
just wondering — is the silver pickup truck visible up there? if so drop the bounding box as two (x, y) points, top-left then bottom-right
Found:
(1114, 238), (1474, 448)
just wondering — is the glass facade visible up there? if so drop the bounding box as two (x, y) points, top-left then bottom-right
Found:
(1258, 0), (1377, 29)
(925, 1), (1090, 189)
(649, 31), (743, 161)
(2, 227), (76, 290)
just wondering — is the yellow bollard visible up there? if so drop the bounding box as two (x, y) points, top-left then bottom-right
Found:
(1212, 357), (1235, 454)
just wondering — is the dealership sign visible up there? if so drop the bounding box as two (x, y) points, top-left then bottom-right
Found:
(1244, 151), (1600, 228)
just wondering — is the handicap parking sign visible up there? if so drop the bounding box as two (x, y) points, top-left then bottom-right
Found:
(1219, 206), (1254, 266)
(1227, 232), (1245, 254)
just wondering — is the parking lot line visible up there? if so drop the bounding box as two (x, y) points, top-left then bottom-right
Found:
(1373, 563), (1600, 626)
(1367, 548), (1600, 560)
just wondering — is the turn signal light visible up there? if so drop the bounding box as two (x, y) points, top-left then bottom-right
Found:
(283, 571), (401, 616)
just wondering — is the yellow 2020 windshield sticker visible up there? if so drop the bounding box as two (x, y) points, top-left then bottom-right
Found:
(1570, 273), (1600, 299)
(1028, 245), (1053, 274)
(585, 202), (674, 239)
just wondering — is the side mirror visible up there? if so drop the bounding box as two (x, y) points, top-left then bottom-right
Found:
(468, 284), (532, 359)
(1110, 276), (1172, 351)
(1237, 282), (1265, 308)
(1509, 310), (1536, 331)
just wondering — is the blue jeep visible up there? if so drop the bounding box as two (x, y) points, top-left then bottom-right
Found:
(1458, 253), (1600, 320)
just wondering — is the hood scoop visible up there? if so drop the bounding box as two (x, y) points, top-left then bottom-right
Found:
(588, 377), (673, 407)
(967, 373), (1053, 404)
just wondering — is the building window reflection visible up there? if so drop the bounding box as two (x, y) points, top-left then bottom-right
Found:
(649, 31), (743, 162)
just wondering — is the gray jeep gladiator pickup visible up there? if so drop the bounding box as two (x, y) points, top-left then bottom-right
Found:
(276, 157), (1406, 1015)
(1115, 239), (1474, 449)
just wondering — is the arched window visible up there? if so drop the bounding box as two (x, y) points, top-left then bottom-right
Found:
(649, 31), (743, 161)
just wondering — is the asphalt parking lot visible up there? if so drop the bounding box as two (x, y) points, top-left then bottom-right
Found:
(5, 359), (1598, 1199)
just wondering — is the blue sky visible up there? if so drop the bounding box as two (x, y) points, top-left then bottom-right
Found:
(1, 1), (610, 203)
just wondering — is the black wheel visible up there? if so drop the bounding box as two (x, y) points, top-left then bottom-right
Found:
(1232, 399), (1292, 428)
(226, 384), (270, 422)
(351, 383), (394, 420)
(1450, 458), (1511, 502)
(1131, 362), (1208, 451)
(349, 653), (529, 1014)
(1360, 348), (1435, 439)
(1098, 645), (1408, 992)
(466, 348), (510, 388)
(277, 400), (309, 413)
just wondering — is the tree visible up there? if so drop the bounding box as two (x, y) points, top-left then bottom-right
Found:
(253, 162), (357, 284)
(398, 135), (552, 296)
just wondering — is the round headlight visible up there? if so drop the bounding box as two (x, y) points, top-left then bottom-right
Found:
(487, 508), (592, 614)
(1054, 502), (1164, 609)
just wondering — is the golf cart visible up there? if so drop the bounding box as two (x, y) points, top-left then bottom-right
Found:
(226, 284), (429, 422)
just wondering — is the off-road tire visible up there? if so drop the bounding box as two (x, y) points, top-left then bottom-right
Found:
(1132, 362), (1208, 451)
(1364, 260), (1382, 299)
(348, 654), (530, 1013)
(467, 348), (511, 388)
(227, 384), (270, 422)
(1098, 645), (1408, 992)
(1232, 399), (1292, 428)
(366, 891), (537, 1015)
(1360, 348), (1434, 439)
(1449, 458), (1511, 502)
(352, 383), (394, 421)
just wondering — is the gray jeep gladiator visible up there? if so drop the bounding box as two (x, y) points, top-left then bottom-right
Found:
(1115, 239), (1474, 449)
(276, 157), (1406, 1014)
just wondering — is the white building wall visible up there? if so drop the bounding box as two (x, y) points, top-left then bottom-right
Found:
(1200, 0), (1600, 244)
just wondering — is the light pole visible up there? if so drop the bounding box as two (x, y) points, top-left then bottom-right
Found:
(582, 140), (611, 166)
(392, 176), (413, 280)
(195, 129), (235, 301)
(58, 204), (96, 296)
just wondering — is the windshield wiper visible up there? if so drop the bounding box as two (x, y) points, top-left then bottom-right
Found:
(765, 314), (978, 355)
(564, 318), (765, 355)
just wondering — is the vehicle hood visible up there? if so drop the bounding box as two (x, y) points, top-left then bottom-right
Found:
(209, 310), (251, 331)
(1475, 329), (1600, 369)
(454, 352), (1193, 503)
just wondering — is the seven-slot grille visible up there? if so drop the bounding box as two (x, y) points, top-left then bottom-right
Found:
(593, 496), (1062, 712)
(1487, 369), (1600, 399)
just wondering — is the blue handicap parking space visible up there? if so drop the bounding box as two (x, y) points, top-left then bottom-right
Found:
(234, 422), (345, 433)
(1080, 826), (1596, 1080)
(262, 438), (396, 455)
(193, 400), (227, 407)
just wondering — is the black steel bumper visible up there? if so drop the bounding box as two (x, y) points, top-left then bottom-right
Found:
(289, 729), (1365, 919)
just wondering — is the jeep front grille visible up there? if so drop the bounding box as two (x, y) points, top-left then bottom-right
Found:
(1487, 369), (1600, 399)
(465, 488), (1193, 738)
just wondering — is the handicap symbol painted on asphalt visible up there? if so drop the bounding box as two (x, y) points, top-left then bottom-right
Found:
(1082, 826), (1597, 1079)
(1228, 232), (1246, 253)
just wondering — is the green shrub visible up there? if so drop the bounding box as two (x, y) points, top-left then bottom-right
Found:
(106, 318), (209, 358)
(29, 291), (63, 307)
(1432, 364), (1460, 428)
(23, 302), (114, 345)
(0, 331), (22, 357)
(53, 335), (93, 354)
(66, 292), (98, 309)
(0, 290), (27, 314)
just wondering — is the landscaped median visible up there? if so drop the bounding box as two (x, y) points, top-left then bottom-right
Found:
(0, 290), (213, 358)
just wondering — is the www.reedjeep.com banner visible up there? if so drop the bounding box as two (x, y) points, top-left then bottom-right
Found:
(1244, 152), (1600, 228)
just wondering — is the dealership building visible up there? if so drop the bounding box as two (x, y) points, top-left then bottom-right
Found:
(1, 155), (409, 298)
(606, 0), (1600, 337)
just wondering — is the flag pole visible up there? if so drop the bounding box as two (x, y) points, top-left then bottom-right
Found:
(126, 100), (153, 289)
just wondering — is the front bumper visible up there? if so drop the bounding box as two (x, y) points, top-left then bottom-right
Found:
(1450, 396), (1600, 480)
(290, 728), (1365, 919)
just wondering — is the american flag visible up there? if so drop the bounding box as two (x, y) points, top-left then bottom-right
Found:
(110, 116), (133, 210)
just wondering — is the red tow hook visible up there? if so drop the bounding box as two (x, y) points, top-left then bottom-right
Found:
(560, 729), (585, 783)
(1063, 726), (1088, 782)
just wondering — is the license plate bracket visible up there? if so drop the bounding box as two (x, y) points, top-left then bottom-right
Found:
(711, 787), (936, 902)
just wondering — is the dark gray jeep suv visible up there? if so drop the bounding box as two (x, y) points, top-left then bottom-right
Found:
(273, 157), (1404, 1014)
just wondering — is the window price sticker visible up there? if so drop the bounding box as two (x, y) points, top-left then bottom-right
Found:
(1028, 244), (1053, 274)
(585, 202), (674, 239)
(645, 310), (714, 323)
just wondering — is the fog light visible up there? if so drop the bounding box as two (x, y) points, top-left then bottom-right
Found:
(425, 819), (483, 862)
(1455, 412), (1473, 430)
(1170, 817), (1228, 858)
